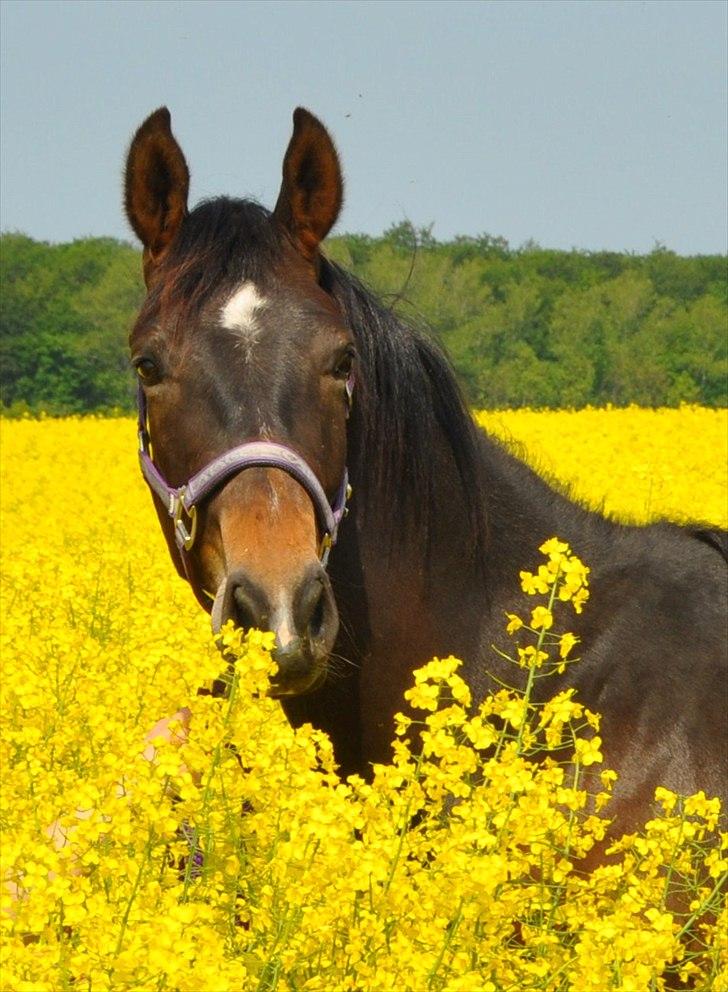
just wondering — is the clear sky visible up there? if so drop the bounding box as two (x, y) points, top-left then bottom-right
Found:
(1, 0), (726, 254)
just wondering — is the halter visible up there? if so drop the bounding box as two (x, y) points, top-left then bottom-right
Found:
(136, 378), (353, 572)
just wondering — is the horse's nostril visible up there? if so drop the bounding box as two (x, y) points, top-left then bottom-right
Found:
(296, 576), (325, 639)
(310, 591), (325, 639)
(294, 570), (338, 649)
(233, 586), (267, 630)
(222, 572), (269, 632)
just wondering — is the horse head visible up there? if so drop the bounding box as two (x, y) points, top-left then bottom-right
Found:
(125, 107), (353, 696)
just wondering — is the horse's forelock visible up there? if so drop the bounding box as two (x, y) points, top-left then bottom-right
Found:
(142, 197), (284, 324)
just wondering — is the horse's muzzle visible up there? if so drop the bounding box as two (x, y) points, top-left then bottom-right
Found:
(211, 564), (338, 695)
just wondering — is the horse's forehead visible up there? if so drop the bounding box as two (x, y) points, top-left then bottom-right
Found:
(217, 275), (342, 342)
(220, 281), (266, 337)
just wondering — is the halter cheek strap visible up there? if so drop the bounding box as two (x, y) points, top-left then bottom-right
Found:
(136, 383), (352, 569)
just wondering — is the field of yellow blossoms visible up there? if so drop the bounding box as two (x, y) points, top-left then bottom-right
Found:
(1, 407), (727, 991)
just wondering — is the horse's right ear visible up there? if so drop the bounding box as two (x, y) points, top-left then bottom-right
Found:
(124, 107), (189, 283)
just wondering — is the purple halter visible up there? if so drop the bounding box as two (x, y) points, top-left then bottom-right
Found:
(136, 380), (353, 570)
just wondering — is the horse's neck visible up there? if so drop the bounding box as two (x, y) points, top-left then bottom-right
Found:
(348, 426), (599, 616)
(330, 423), (606, 768)
(477, 430), (603, 582)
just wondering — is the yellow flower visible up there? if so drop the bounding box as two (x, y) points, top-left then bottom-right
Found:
(539, 690), (582, 727)
(558, 632), (578, 659)
(574, 735), (603, 766)
(530, 606), (553, 630)
(539, 537), (570, 559)
(403, 681), (440, 711)
(477, 406), (728, 527)
(2, 416), (725, 991)
(644, 907), (675, 933)
(505, 612), (524, 634)
(571, 586), (590, 614)
(654, 786), (677, 813)
(520, 569), (550, 595)
(498, 696), (528, 728)
(517, 646), (549, 669)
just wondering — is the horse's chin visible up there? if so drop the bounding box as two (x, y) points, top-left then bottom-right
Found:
(208, 658), (327, 700)
(268, 661), (328, 698)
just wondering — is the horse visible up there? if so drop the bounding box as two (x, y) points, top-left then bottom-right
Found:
(124, 106), (727, 844)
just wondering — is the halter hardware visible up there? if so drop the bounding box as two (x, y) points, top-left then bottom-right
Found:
(319, 533), (333, 567)
(173, 495), (197, 551)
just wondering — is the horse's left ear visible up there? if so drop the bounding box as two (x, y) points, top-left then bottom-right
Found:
(273, 108), (343, 260)
(124, 107), (190, 282)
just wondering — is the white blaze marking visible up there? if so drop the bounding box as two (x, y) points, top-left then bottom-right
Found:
(220, 282), (265, 340)
(274, 608), (296, 650)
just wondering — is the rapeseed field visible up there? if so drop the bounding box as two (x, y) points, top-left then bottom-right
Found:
(1, 408), (726, 991)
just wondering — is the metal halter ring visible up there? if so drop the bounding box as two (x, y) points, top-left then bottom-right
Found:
(174, 499), (198, 551)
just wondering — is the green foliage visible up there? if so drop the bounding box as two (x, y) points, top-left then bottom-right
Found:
(328, 227), (727, 408)
(1, 234), (143, 414)
(2, 229), (726, 415)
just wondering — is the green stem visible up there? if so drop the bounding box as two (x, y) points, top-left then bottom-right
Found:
(514, 567), (561, 756)
(114, 826), (156, 956)
(181, 668), (240, 899)
(382, 747), (425, 896)
(426, 896), (465, 989)
(658, 809), (685, 912)
(674, 870), (728, 941)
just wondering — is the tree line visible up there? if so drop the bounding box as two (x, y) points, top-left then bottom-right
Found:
(1, 225), (726, 415)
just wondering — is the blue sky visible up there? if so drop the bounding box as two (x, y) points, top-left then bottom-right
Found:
(1, 0), (726, 254)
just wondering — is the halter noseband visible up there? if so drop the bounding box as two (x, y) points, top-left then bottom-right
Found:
(136, 380), (353, 571)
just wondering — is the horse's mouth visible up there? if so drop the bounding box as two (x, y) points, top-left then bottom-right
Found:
(268, 671), (327, 698)
(267, 653), (329, 698)
(209, 651), (328, 701)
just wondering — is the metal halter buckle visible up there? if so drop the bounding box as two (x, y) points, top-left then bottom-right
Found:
(174, 497), (198, 551)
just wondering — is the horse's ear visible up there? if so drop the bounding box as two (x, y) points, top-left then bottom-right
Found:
(273, 108), (343, 260)
(124, 107), (189, 281)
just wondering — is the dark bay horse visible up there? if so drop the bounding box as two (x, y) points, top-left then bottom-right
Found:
(124, 106), (727, 839)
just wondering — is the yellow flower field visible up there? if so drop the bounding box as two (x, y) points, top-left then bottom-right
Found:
(476, 406), (727, 527)
(1, 408), (726, 991)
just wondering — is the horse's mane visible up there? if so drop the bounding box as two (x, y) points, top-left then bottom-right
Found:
(320, 257), (488, 564)
(140, 196), (488, 564)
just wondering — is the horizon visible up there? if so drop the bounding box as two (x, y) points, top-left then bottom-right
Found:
(2, 221), (726, 259)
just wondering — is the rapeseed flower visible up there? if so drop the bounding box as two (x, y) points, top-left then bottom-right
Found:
(1, 413), (726, 990)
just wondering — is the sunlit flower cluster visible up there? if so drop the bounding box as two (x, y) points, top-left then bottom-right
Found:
(1, 412), (726, 991)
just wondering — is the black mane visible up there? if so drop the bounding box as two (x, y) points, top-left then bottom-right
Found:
(320, 257), (488, 565)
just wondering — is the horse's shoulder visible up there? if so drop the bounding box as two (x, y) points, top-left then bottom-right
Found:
(601, 521), (727, 584)
(586, 523), (726, 657)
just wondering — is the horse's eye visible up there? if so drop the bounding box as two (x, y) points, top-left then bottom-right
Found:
(134, 358), (160, 383)
(333, 350), (355, 380)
